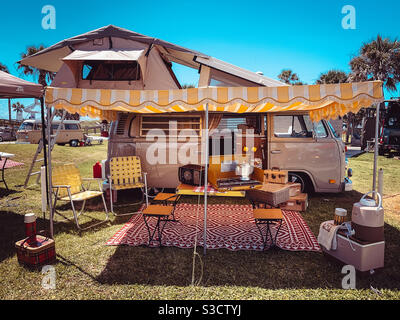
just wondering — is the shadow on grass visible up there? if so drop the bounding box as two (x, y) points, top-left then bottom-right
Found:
(0, 188), (20, 198)
(95, 191), (400, 290)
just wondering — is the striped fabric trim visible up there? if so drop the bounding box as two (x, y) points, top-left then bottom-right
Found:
(45, 81), (383, 121)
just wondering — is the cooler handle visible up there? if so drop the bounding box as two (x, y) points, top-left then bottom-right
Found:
(360, 191), (382, 208)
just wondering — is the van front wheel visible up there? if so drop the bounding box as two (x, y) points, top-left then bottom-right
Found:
(69, 140), (79, 147)
(288, 172), (313, 194)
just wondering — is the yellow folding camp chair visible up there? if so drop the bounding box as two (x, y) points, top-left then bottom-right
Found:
(108, 156), (148, 216)
(52, 163), (109, 230)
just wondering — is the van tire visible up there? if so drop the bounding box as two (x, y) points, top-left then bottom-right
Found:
(69, 140), (79, 147)
(288, 172), (314, 194)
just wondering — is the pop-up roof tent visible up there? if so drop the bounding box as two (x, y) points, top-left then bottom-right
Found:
(19, 25), (385, 251)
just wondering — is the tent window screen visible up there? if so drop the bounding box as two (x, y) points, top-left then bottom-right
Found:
(82, 61), (141, 81)
(273, 115), (313, 138)
(140, 116), (201, 137)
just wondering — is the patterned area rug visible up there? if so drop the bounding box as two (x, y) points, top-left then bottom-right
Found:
(0, 159), (24, 169)
(106, 204), (321, 252)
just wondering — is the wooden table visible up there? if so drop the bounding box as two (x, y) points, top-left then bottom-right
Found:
(253, 208), (284, 250)
(142, 205), (174, 246)
(176, 183), (245, 198)
(0, 152), (15, 190)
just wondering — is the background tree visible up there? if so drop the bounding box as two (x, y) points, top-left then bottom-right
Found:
(348, 35), (400, 147)
(12, 102), (25, 120)
(181, 83), (195, 89)
(18, 45), (79, 120)
(278, 69), (305, 85)
(0, 62), (9, 73)
(348, 34), (400, 92)
(316, 70), (349, 84)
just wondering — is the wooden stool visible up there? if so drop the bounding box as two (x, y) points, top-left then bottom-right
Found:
(253, 208), (284, 250)
(142, 205), (174, 246)
(152, 193), (181, 221)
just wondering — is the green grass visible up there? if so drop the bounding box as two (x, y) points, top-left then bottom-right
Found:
(0, 143), (399, 300)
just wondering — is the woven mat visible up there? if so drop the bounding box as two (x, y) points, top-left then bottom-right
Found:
(106, 203), (321, 252)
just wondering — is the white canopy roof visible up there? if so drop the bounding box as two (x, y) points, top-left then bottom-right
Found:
(62, 49), (145, 61)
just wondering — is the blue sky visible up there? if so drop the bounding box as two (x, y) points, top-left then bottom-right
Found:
(1, 0), (399, 119)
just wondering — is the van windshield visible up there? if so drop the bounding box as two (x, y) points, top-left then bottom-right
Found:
(19, 122), (34, 131)
(327, 121), (340, 138)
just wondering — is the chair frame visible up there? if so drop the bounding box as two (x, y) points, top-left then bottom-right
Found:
(108, 156), (149, 216)
(52, 172), (109, 231)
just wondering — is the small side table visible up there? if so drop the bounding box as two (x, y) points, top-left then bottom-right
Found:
(152, 193), (181, 221)
(253, 208), (284, 250)
(0, 152), (15, 190)
(142, 205), (174, 247)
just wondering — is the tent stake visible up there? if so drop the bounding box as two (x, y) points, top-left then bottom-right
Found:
(203, 103), (209, 256)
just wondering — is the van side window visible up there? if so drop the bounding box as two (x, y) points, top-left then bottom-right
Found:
(209, 115), (261, 156)
(140, 116), (201, 137)
(314, 121), (328, 138)
(273, 115), (313, 138)
(64, 124), (79, 130)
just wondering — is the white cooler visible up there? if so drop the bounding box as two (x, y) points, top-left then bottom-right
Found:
(322, 231), (385, 272)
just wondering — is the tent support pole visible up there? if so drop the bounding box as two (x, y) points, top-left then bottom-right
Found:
(203, 103), (209, 256)
(47, 106), (54, 238)
(40, 98), (49, 211)
(372, 102), (382, 194)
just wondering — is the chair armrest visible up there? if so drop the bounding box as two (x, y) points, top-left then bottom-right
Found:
(52, 185), (71, 189)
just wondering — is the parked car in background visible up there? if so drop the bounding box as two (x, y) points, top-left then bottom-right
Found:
(379, 98), (400, 157)
(16, 119), (84, 146)
(0, 126), (16, 142)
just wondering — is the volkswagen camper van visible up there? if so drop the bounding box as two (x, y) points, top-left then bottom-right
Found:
(17, 119), (84, 146)
(107, 111), (352, 193)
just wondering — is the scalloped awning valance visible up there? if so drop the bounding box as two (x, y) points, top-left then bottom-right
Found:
(45, 81), (383, 121)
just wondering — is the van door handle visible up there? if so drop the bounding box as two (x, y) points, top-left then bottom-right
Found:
(271, 150), (281, 154)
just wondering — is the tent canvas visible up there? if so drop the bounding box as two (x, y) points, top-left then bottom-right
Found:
(0, 70), (43, 99)
(19, 25), (286, 90)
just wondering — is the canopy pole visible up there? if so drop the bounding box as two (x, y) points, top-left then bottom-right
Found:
(47, 106), (54, 239)
(203, 103), (209, 256)
(372, 102), (382, 193)
(40, 98), (49, 212)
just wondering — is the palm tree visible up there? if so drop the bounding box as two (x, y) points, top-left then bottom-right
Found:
(349, 35), (400, 148)
(348, 35), (400, 91)
(18, 45), (79, 120)
(277, 69), (305, 85)
(0, 62), (9, 73)
(18, 45), (55, 87)
(12, 102), (25, 120)
(316, 70), (348, 84)
(181, 84), (196, 89)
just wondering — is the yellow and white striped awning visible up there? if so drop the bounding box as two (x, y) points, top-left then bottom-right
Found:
(45, 81), (383, 122)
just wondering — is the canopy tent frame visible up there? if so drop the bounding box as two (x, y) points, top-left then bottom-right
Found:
(0, 71), (54, 236)
(43, 81), (384, 253)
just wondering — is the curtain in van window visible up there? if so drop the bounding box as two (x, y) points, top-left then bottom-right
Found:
(208, 114), (223, 133)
